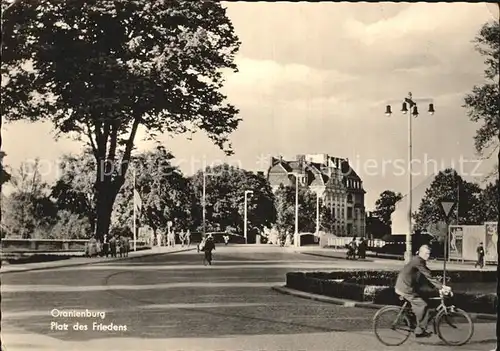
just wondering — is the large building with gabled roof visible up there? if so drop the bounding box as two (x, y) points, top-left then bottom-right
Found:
(267, 153), (366, 237)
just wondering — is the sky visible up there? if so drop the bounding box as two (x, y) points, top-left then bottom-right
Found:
(2, 2), (498, 233)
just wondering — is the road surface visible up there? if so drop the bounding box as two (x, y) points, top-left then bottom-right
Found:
(1, 246), (497, 350)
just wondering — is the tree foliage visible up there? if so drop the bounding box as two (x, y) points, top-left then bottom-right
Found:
(273, 184), (295, 236)
(113, 145), (194, 234)
(0, 151), (12, 186)
(3, 159), (57, 238)
(50, 150), (97, 232)
(413, 169), (485, 229)
(463, 20), (500, 174)
(272, 181), (324, 237)
(1, 0), (241, 239)
(373, 190), (403, 228)
(190, 164), (276, 235)
(480, 180), (499, 222)
(48, 210), (92, 239)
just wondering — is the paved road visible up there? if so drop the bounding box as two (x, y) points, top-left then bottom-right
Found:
(1, 246), (497, 351)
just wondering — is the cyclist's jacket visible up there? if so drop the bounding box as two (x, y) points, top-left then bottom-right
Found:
(395, 256), (443, 295)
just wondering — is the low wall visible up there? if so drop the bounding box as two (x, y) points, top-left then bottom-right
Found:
(326, 236), (386, 249)
(1, 239), (149, 253)
(285, 270), (497, 315)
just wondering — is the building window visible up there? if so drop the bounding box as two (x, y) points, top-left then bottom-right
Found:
(347, 194), (353, 203)
(347, 223), (353, 235)
(347, 207), (353, 219)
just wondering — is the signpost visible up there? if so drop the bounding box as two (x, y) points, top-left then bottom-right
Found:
(440, 200), (456, 284)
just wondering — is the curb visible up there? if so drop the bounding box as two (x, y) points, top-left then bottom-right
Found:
(0, 247), (195, 275)
(299, 251), (376, 262)
(272, 285), (497, 321)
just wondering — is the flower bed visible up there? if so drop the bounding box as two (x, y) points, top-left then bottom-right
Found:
(285, 270), (497, 315)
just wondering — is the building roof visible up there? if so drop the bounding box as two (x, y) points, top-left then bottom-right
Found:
(268, 155), (365, 192)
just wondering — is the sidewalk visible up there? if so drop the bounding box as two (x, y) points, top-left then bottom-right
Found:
(3, 325), (496, 351)
(0, 246), (195, 274)
(272, 286), (497, 321)
(296, 247), (497, 271)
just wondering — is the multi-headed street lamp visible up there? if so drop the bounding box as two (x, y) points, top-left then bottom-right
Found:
(385, 92), (435, 262)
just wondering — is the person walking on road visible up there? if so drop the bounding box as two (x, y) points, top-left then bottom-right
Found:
(202, 236), (216, 266)
(475, 242), (485, 269)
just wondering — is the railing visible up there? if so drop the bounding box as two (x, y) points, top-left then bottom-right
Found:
(0, 238), (149, 253)
(327, 236), (386, 248)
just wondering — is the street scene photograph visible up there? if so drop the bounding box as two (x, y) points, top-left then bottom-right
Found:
(0, 1), (499, 351)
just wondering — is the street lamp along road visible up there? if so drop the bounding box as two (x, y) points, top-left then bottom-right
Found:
(243, 190), (253, 244)
(385, 92), (435, 263)
(286, 172), (300, 246)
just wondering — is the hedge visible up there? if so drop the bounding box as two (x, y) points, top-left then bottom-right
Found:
(285, 270), (497, 315)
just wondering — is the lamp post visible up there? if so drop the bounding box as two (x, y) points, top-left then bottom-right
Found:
(385, 92), (435, 263)
(244, 190), (254, 244)
(285, 172), (300, 246)
(316, 192), (320, 235)
(202, 169), (206, 237)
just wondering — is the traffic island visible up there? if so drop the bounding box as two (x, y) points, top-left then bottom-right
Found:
(284, 270), (497, 316)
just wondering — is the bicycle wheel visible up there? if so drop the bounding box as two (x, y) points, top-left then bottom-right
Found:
(435, 308), (474, 346)
(373, 306), (412, 346)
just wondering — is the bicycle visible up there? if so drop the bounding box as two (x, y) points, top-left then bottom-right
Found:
(373, 289), (474, 347)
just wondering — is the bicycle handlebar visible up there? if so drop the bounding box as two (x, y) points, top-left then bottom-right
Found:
(439, 289), (453, 298)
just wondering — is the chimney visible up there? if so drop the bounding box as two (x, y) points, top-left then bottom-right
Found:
(297, 154), (305, 168)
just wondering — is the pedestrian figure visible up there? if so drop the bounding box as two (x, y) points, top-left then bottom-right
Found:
(203, 236), (215, 266)
(223, 234), (229, 246)
(179, 230), (186, 247)
(85, 236), (99, 258)
(348, 237), (358, 260)
(358, 237), (367, 259)
(198, 236), (206, 253)
(103, 234), (110, 258)
(169, 230), (175, 247)
(109, 235), (117, 258)
(475, 242), (485, 269)
(185, 229), (191, 247)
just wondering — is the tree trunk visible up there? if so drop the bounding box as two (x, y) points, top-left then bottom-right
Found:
(497, 147), (499, 346)
(94, 185), (119, 241)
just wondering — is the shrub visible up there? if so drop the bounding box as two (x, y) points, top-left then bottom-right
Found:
(285, 270), (498, 315)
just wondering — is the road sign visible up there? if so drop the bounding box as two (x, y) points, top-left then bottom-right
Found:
(440, 201), (455, 219)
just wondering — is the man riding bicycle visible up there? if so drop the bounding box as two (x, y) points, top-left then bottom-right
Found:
(395, 244), (451, 338)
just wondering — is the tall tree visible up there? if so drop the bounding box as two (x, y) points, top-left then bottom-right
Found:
(3, 159), (57, 238)
(113, 145), (194, 234)
(464, 18), (500, 337)
(413, 169), (484, 230)
(1, 1), (241, 240)
(319, 206), (336, 234)
(463, 19), (500, 177)
(190, 164), (276, 235)
(51, 151), (97, 232)
(272, 182), (320, 237)
(480, 180), (499, 222)
(373, 190), (403, 229)
(273, 183), (295, 237)
(0, 151), (12, 186)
